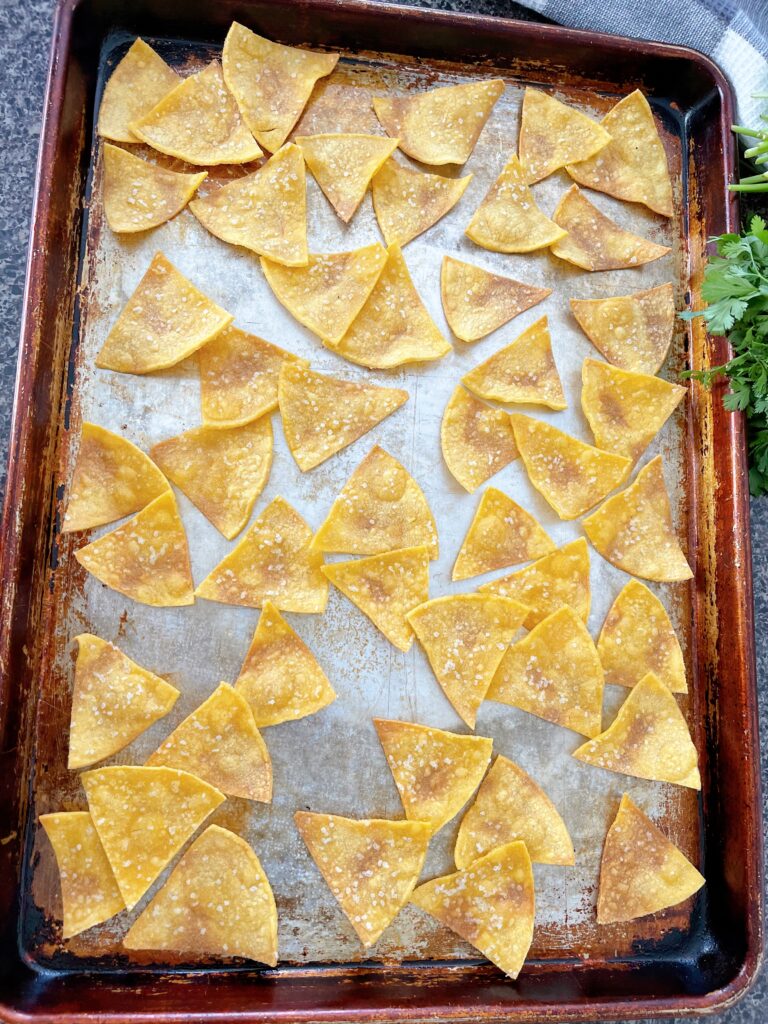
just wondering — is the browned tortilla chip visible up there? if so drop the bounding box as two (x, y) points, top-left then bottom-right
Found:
(103, 144), (205, 233)
(372, 158), (472, 247)
(518, 88), (611, 183)
(296, 133), (398, 221)
(452, 487), (554, 581)
(441, 386), (519, 493)
(97, 39), (180, 143)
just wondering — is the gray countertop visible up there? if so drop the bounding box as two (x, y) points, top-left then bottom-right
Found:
(0, 0), (765, 1021)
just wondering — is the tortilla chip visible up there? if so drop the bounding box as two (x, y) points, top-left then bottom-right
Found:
(374, 718), (493, 832)
(452, 487), (554, 582)
(571, 283), (676, 376)
(195, 495), (328, 612)
(465, 154), (567, 253)
(295, 812), (431, 946)
(566, 90), (674, 217)
(124, 824), (278, 964)
(373, 79), (504, 165)
(598, 580), (686, 694)
(150, 417), (273, 540)
(518, 88), (611, 183)
(75, 491), (194, 607)
(103, 144), (205, 233)
(81, 765), (225, 908)
(235, 600), (336, 726)
(296, 133), (398, 221)
(462, 316), (566, 410)
(372, 158), (472, 246)
(146, 683), (272, 803)
(98, 38), (180, 143)
(278, 362), (408, 471)
(68, 634), (179, 770)
(454, 755), (574, 868)
(582, 455), (693, 582)
(597, 795), (704, 924)
(407, 594), (530, 728)
(441, 386), (519, 493)
(96, 253), (233, 374)
(410, 840), (534, 980)
(572, 672), (700, 789)
(222, 22), (338, 153)
(551, 185), (670, 271)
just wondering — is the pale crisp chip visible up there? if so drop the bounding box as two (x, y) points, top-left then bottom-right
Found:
(296, 133), (398, 222)
(195, 495), (328, 612)
(518, 87), (611, 183)
(96, 253), (233, 374)
(572, 672), (700, 789)
(98, 39), (180, 143)
(295, 812), (431, 947)
(81, 765), (225, 909)
(150, 417), (273, 540)
(371, 158), (472, 247)
(75, 491), (195, 607)
(441, 386), (519, 493)
(68, 634), (179, 770)
(454, 755), (574, 868)
(582, 455), (693, 582)
(374, 718), (493, 832)
(407, 594), (530, 728)
(571, 283), (675, 375)
(124, 824), (278, 964)
(103, 144), (205, 233)
(235, 600), (336, 726)
(40, 812), (125, 938)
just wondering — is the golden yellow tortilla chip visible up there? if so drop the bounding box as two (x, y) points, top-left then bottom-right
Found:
(518, 88), (611, 183)
(407, 594), (530, 728)
(295, 812), (430, 946)
(235, 600), (336, 726)
(296, 133), (398, 221)
(279, 362), (408, 471)
(75, 491), (194, 607)
(411, 840), (534, 980)
(374, 718), (493, 832)
(68, 634), (179, 770)
(96, 252), (233, 374)
(598, 580), (686, 694)
(150, 417), (273, 540)
(572, 672), (700, 789)
(551, 185), (671, 271)
(98, 38), (180, 143)
(582, 455), (693, 582)
(454, 755), (574, 868)
(597, 795), (704, 924)
(124, 824), (278, 963)
(441, 386), (519, 493)
(372, 158), (472, 247)
(222, 22), (338, 153)
(195, 495), (328, 612)
(103, 144), (205, 234)
(81, 766), (225, 909)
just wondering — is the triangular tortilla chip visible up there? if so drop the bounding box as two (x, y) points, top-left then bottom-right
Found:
(103, 144), (205, 234)
(410, 840), (534, 979)
(441, 386), (519, 493)
(518, 88), (611, 183)
(278, 362), (408, 471)
(81, 765), (225, 908)
(373, 79), (504, 165)
(312, 446), (438, 559)
(124, 825), (278, 964)
(295, 811), (431, 946)
(190, 144), (307, 266)
(40, 812), (125, 938)
(322, 546), (429, 651)
(98, 38), (180, 143)
(462, 316), (566, 410)
(571, 283), (675, 376)
(452, 487), (554, 581)
(510, 413), (630, 520)
(566, 90), (674, 217)
(296, 133), (398, 221)
(441, 255), (551, 343)
(487, 606), (604, 737)
(96, 253), (233, 374)
(454, 755), (574, 868)
(222, 22), (338, 152)
(465, 154), (567, 253)
(374, 718), (493, 832)
(372, 158), (472, 247)
(598, 580), (686, 694)
(146, 683), (272, 803)
(195, 495), (328, 612)
(597, 795), (704, 924)
(235, 600), (336, 726)
(551, 185), (670, 271)
(68, 634), (179, 770)
(75, 491), (194, 607)
(150, 417), (273, 540)
(582, 455), (693, 582)
(572, 672), (700, 789)
(407, 594), (530, 727)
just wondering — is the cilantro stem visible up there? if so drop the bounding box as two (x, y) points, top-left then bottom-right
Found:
(729, 183), (768, 192)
